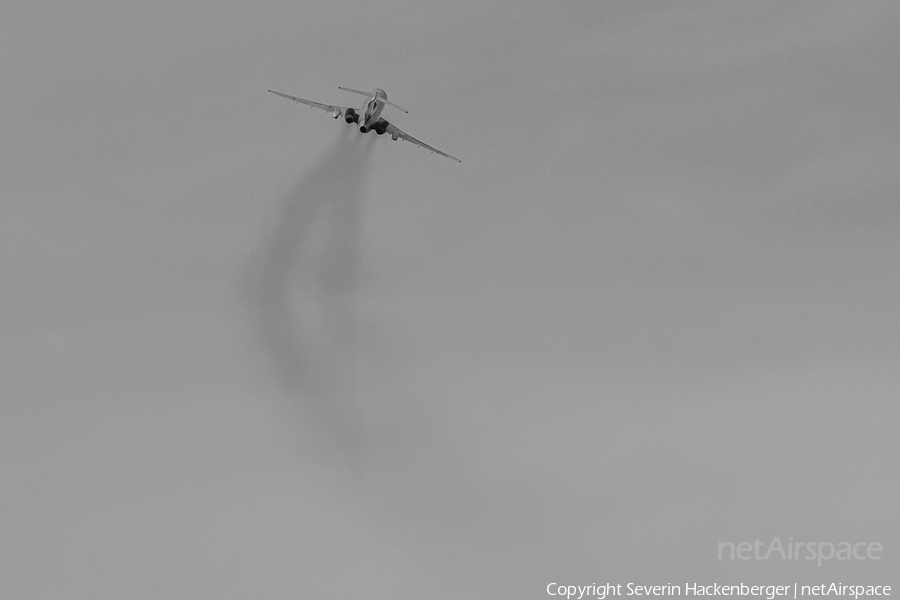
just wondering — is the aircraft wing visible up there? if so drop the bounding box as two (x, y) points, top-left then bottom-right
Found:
(268, 90), (349, 117)
(380, 120), (462, 163)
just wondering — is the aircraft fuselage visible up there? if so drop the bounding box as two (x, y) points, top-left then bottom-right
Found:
(358, 88), (388, 131)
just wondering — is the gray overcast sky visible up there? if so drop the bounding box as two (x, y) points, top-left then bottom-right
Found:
(2, 1), (899, 598)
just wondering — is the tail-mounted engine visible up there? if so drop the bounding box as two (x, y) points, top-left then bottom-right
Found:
(371, 120), (388, 135)
(344, 108), (359, 124)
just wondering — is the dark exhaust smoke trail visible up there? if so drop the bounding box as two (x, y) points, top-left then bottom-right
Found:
(251, 127), (376, 465)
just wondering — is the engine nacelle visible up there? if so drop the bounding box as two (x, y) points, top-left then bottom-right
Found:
(359, 125), (369, 133)
(372, 121), (387, 135)
(344, 108), (359, 124)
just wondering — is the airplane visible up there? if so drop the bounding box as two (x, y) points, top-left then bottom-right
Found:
(268, 87), (461, 163)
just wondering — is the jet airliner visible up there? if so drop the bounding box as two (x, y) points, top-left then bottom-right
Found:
(268, 87), (461, 163)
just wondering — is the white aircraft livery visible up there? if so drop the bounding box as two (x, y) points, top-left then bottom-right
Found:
(268, 87), (461, 163)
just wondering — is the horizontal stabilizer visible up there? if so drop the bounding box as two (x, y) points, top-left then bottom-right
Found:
(337, 86), (371, 97)
(384, 100), (408, 114)
(339, 86), (408, 113)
